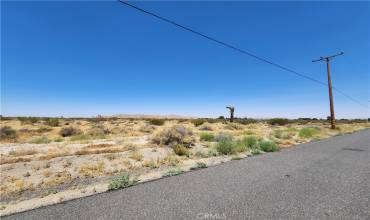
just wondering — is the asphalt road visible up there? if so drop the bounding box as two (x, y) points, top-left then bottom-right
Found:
(4, 129), (370, 220)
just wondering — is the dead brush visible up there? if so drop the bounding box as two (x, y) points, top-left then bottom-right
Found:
(42, 170), (72, 187)
(151, 125), (195, 147)
(78, 161), (105, 177)
(9, 148), (38, 157)
(38, 150), (72, 160)
(75, 146), (126, 156)
(0, 156), (32, 165)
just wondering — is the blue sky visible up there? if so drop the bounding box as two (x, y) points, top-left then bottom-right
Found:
(1, 1), (369, 118)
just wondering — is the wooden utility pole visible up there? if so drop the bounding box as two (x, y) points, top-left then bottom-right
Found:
(226, 106), (235, 122)
(312, 52), (344, 129)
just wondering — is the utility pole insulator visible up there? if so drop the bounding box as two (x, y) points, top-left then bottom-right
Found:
(312, 52), (344, 129)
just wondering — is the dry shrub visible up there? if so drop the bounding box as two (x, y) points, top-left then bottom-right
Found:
(59, 127), (82, 137)
(39, 150), (71, 160)
(9, 148), (38, 157)
(152, 125), (195, 147)
(78, 162), (105, 177)
(42, 170), (72, 187)
(75, 146), (125, 155)
(199, 123), (214, 131)
(129, 151), (143, 161)
(84, 143), (113, 149)
(0, 126), (17, 141)
(0, 156), (31, 165)
(88, 124), (110, 138)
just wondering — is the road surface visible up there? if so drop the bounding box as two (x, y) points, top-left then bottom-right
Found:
(4, 129), (370, 220)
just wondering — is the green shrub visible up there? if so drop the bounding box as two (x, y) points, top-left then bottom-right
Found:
(29, 136), (51, 144)
(45, 118), (59, 127)
(200, 132), (214, 142)
(0, 126), (17, 140)
(241, 136), (259, 149)
(251, 148), (262, 155)
(234, 140), (248, 153)
(191, 162), (207, 170)
(216, 139), (237, 155)
(268, 118), (289, 126)
(192, 119), (205, 127)
(163, 167), (182, 177)
(37, 126), (52, 133)
(299, 127), (320, 138)
(207, 148), (218, 157)
(259, 140), (279, 152)
(148, 119), (165, 126)
(59, 127), (81, 137)
(173, 144), (190, 156)
(108, 174), (136, 190)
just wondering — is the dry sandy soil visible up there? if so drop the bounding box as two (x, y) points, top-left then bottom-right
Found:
(0, 117), (369, 215)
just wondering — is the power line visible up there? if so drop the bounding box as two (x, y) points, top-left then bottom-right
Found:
(117, 1), (368, 108)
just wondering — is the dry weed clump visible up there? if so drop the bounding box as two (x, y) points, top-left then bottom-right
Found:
(42, 170), (72, 187)
(151, 125), (195, 147)
(78, 162), (105, 177)
(0, 156), (31, 165)
(0, 126), (17, 141)
(129, 151), (143, 161)
(199, 123), (214, 131)
(38, 150), (71, 160)
(9, 148), (38, 157)
(59, 127), (82, 137)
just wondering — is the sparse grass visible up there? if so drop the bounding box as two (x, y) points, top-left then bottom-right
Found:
(0, 126), (17, 141)
(299, 127), (320, 138)
(129, 151), (143, 161)
(108, 174), (136, 190)
(148, 118), (165, 126)
(9, 149), (38, 157)
(38, 151), (71, 160)
(190, 162), (207, 170)
(200, 132), (214, 142)
(70, 134), (91, 141)
(173, 144), (190, 157)
(78, 162), (105, 177)
(259, 140), (279, 152)
(75, 147), (124, 156)
(160, 155), (180, 166)
(29, 136), (51, 144)
(0, 156), (31, 165)
(37, 126), (52, 133)
(142, 159), (159, 169)
(163, 167), (182, 177)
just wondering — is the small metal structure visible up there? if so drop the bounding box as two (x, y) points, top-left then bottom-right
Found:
(226, 106), (235, 122)
(312, 52), (344, 129)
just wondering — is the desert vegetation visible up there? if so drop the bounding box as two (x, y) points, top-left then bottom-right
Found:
(0, 116), (368, 215)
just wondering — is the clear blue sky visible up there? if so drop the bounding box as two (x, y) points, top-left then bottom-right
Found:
(1, 1), (369, 118)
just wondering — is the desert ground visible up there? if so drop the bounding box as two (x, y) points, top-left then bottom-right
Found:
(0, 116), (369, 215)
